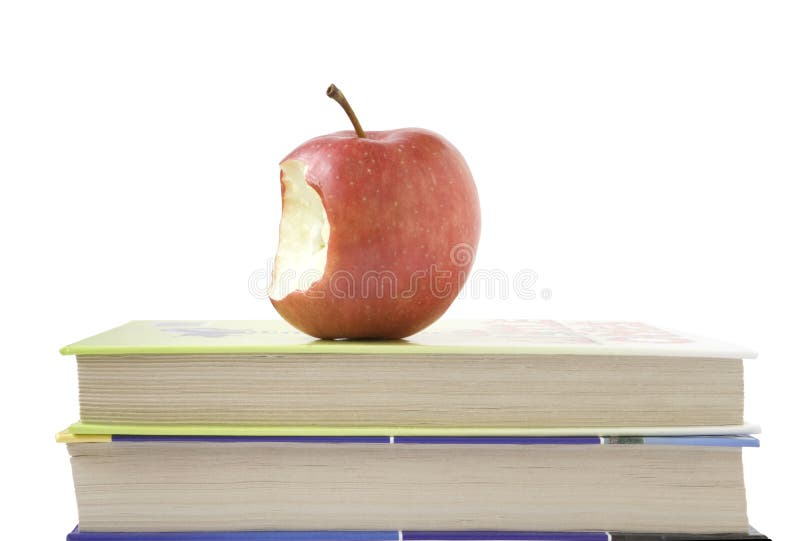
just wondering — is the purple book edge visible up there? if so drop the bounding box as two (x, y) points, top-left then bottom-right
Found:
(108, 435), (758, 448)
(66, 526), (770, 541)
(66, 526), (607, 540)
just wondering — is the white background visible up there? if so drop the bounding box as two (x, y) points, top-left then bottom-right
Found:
(1, 1), (798, 539)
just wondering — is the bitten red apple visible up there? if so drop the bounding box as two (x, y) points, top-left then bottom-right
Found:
(268, 85), (480, 339)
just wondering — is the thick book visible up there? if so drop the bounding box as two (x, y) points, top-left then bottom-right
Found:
(65, 525), (772, 540)
(63, 434), (756, 534)
(61, 320), (755, 432)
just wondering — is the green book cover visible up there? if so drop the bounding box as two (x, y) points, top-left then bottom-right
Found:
(60, 319), (755, 358)
(63, 422), (761, 438)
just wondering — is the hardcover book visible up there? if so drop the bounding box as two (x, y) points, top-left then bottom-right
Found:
(61, 320), (756, 433)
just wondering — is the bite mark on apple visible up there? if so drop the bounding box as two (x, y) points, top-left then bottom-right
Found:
(267, 159), (330, 301)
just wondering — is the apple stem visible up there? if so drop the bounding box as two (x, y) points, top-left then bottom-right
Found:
(327, 84), (366, 138)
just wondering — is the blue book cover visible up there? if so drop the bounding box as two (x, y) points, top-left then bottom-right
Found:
(62, 433), (761, 448)
(66, 525), (770, 541)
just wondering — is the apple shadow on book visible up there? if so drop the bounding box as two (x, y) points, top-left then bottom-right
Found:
(318, 338), (411, 345)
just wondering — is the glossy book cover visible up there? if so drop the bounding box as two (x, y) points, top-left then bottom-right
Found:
(60, 320), (755, 359)
(57, 433), (760, 447)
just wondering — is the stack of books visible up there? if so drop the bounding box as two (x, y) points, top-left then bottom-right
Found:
(58, 320), (769, 540)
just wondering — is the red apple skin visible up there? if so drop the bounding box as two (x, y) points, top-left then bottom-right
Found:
(270, 128), (480, 339)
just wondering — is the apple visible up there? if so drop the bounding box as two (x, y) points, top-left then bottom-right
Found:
(267, 85), (480, 339)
